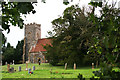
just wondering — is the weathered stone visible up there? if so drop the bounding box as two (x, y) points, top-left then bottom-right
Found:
(26, 62), (28, 70)
(24, 23), (41, 61)
(18, 66), (21, 71)
(74, 63), (76, 70)
(65, 63), (67, 70)
(9, 67), (14, 73)
(92, 63), (94, 69)
(13, 60), (14, 65)
(10, 62), (12, 65)
(28, 68), (31, 73)
(33, 66), (35, 71)
(7, 64), (10, 72)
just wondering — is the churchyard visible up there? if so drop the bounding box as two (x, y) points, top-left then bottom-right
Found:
(2, 63), (102, 78)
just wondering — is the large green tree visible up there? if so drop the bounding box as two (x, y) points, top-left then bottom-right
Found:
(45, 5), (96, 66)
(78, 1), (120, 79)
(2, 43), (15, 64)
(2, 2), (36, 33)
(14, 39), (24, 64)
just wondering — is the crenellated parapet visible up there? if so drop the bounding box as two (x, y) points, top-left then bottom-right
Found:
(25, 22), (41, 27)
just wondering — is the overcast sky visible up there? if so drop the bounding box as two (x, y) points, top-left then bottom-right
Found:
(2, 0), (92, 48)
(2, 0), (120, 48)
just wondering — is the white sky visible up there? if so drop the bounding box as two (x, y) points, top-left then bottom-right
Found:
(3, 0), (91, 48)
(2, 0), (120, 48)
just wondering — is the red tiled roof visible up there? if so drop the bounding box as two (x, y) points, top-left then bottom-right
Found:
(30, 38), (52, 53)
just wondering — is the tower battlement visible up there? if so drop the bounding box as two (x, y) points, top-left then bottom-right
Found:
(25, 22), (41, 27)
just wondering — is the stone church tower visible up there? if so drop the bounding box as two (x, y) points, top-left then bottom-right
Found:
(23, 23), (41, 62)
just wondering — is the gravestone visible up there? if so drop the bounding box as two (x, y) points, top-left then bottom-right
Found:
(46, 60), (48, 63)
(65, 63), (67, 70)
(7, 64), (10, 72)
(5, 62), (7, 65)
(10, 62), (12, 65)
(92, 63), (94, 69)
(25, 62), (28, 70)
(9, 67), (14, 73)
(33, 66), (35, 71)
(18, 66), (21, 72)
(74, 63), (76, 70)
(13, 60), (14, 65)
(28, 68), (31, 73)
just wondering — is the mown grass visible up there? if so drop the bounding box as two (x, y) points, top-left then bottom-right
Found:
(2, 63), (100, 78)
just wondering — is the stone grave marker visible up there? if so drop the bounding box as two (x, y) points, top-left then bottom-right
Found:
(92, 63), (94, 69)
(28, 68), (31, 73)
(65, 63), (67, 70)
(13, 60), (14, 65)
(74, 63), (76, 70)
(25, 62), (28, 70)
(10, 62), (12, 65)
(7, 64), (10, 72)
(5, 62), (7, 65)
(18, 66), (21, 72)
(9, 67), (14, 73)
(33, 66), (35, 71)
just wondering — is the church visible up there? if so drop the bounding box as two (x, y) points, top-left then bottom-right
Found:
(23, 23), (52, 63)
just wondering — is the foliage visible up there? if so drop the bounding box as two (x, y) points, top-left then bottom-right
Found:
(2, 39), (24, 64)
(2, 2), (36, 33)
(14, 39), (24, 64)
(2, 43), (15, 64)
(45, 5), (96, 66)
(2, 32), (7, 47)
(77, 1), (120, 79)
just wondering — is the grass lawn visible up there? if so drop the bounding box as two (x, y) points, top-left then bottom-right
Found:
(2, 63), (100, 78)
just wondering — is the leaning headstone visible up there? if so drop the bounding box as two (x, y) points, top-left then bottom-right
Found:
(65, 63), (67, 70)
(28, 68), (31, 74)
(92, 63), (94, 69)
(7, 64), (10, 72)
(74, 63), (76, 70)
(13, 60), (14, 65)
(18, 66), (21, 72)
(5, 62), (7, 65)
(33, 66), (35, 71)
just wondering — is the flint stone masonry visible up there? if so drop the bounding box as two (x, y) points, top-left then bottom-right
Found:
(24, 23), (41, 61)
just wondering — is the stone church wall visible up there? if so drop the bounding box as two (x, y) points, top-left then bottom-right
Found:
(24, 23), (41, 61)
